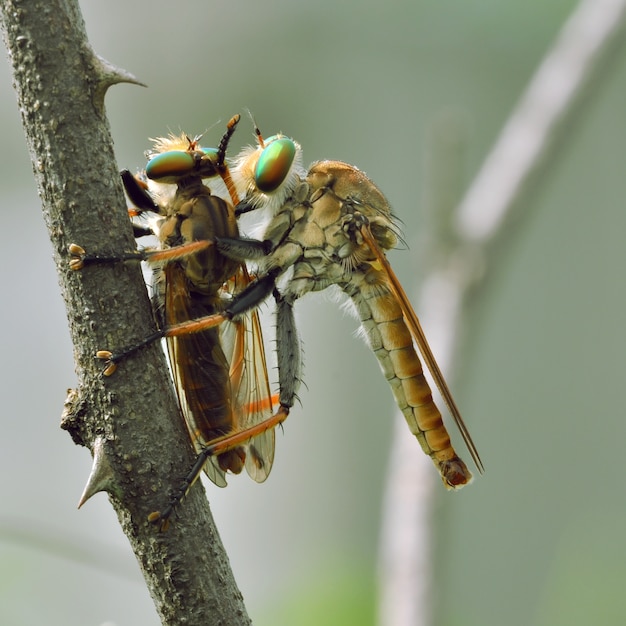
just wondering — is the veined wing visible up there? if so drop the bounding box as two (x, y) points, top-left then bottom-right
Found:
(164, 263), (231, 487)
(165, 262), (277, 486)
(219, 267), (276, 482)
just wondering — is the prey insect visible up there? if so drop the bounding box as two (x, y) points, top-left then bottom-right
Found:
(70, 116), (282, 527)
(172, 124), (483, 488)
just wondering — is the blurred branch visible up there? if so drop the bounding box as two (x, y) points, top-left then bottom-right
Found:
(377, 1), (626, 624)
(0, 1), (251, 624)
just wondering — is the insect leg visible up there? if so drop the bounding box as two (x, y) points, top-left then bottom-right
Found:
(95, 331), (165, 377)
(149, 402), (289, 531)
(70, 240), (217, 375)
(214, 235), (271, 261)
(160, 268), (281, 338)
(68, 240), (212, 271)
(234, 200), (256, 217)
(68, 243), (148, 270)
(94, 266), (280, 378)
(131, 225), (155, 239)
(120, 169), (159, 214)
(273, 289), (302, 410)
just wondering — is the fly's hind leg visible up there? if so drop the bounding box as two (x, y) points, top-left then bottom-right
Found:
(194, 281), (304, 433)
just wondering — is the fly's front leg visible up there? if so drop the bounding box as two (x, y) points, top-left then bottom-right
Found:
(273, 290), (302, 412)
(68, 170), (160, 269)
(120, 170), (162, 238)
(121, 169), (159, 215)
(68, 243), (148, 270)
(68, 240), (213, 271)
(216, 232), (304, 412)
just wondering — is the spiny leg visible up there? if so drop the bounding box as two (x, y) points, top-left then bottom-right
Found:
(273, 290), (302, 411)
(68, 243), (149, 271)
(69, 239), (214, 270)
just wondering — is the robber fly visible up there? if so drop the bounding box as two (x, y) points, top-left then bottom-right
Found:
(171, 124), (483, 489)
(70, 116), (280, 523)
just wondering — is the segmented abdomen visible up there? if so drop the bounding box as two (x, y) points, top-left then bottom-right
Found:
(344, 269), (472, 489)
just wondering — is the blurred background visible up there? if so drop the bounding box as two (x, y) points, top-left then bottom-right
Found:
(1, 1), (625, 624)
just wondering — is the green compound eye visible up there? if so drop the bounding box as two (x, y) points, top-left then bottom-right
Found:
(146, 151), (195, 181)
(201, 147), (220, 160)
(254, 138), (296, 193)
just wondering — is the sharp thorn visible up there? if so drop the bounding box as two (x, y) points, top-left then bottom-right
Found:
(78, 437), (114, 509)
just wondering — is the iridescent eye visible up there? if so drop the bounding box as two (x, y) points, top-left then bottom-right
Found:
(254, 138), (296, 193)
(201, 147), (220, 160)
(146, 151), (195, 181)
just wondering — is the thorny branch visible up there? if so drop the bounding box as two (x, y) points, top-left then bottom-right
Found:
(0, 1), (251, 624)
(377, 1), (626, 625)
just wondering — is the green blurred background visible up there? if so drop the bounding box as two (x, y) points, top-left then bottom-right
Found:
(1, 1), (625, 624)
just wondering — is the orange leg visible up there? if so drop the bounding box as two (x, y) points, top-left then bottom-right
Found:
(148, 405), (290, 530)
(69, 240), (213, 271)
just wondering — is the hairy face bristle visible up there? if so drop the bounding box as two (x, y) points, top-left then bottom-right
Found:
(146, 133), (194, 158)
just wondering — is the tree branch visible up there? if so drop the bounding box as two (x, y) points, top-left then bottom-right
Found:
(0, 1), (251, 624)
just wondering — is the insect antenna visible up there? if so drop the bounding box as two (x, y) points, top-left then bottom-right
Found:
(244, 107), (266, 148)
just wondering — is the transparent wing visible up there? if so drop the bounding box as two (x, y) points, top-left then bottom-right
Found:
(165, 263), (277, 486)
(164, 263), (229, 487)
(167, 332), (229, 487)
(219, 267), (276, 482)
